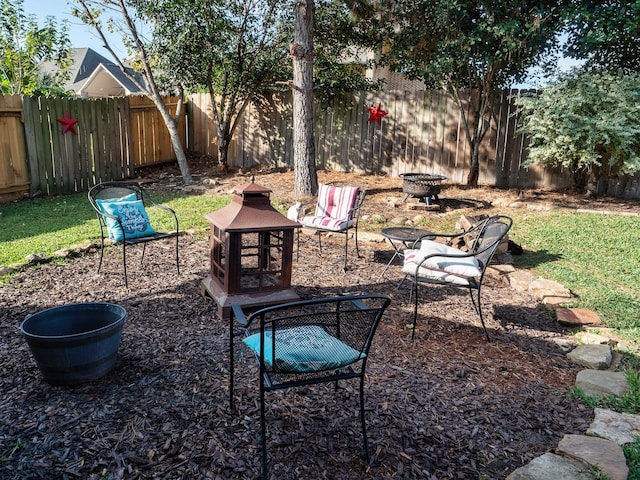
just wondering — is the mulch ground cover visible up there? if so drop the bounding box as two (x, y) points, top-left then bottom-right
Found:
(2, 163), (623, 479)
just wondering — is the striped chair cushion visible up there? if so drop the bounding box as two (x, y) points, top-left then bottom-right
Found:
(299, 184), (359, 232)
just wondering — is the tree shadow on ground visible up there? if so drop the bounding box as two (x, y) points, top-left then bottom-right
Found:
(514, 248), (564, 269)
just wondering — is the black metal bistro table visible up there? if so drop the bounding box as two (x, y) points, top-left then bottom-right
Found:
(378, 227), (434, 280)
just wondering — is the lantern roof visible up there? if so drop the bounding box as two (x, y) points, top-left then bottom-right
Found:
(205, 178), (300, 232)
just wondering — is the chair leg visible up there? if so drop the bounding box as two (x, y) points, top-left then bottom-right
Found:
(175, 234), (180, 275)
(354, 226), (360, 258)
(260, 384), (268, 480)
(122, 242), (128, 288)
(343, 231), (349, 271)
(229, 314), (235, 411)
(469, 285), (491, 342)
(97, 237), (105, 274)
(359, 374), (371, 465)
(411, 281), (419, 341)
(140, 243), (147, 265)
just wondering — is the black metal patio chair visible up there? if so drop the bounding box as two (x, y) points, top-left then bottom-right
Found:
(402, 215), (512, 341)
(88, 181), (179, 287)
(229, 294), (391, 480)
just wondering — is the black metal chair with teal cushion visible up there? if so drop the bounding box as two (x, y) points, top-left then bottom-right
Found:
(88, 181), (179, 287)
(229, 294), (391, 480)
(402, 215), (513, 341)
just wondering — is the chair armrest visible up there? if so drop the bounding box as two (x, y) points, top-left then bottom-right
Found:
(348, 189), (366, 221)
(414, 250), (477, 266)
(410, 222), (484, 249)
(351, 298), (368, 310)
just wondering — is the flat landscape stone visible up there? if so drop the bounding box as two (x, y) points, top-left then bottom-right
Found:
(528, 277), (572, 300)
(507, 270), (537, 292)
(576, 331), (611, 345)
(575, 370), (628, 398)
(588, 408), (640, 445)
(556, 308), (602, 327)
(557, 434), (628, 480)
(505, 453), (595, 480)
(542, 295), (574, 306)
(567, 344), (612, 370)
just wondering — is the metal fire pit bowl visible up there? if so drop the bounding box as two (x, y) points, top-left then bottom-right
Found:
(400, 173), (447, 203)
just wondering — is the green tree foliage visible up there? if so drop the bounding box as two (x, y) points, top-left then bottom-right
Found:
(515, 71), (640, 195)
(314, 0), (381, 106)
(563, 0), (640, 74)
(378, 0), (566, 186)
(135, 0), (294, 171)
(0, 0), (71, 95)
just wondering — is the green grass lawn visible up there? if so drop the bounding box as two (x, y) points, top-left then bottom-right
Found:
(406, 209), (640, 348)
(0, 190), (229, 266)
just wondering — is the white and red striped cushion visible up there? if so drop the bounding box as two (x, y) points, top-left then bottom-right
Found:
(299, 184), (359, 232)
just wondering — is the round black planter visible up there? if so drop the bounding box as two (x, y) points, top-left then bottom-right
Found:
(20, 303), (126, 385)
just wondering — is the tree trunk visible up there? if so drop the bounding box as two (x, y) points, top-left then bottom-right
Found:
(291, 0), (318, 197)
(154, 97), (193, 184)
(449, 86), (492, 188)
(467, 141), (480, 187)
(218, 138), (229, 174)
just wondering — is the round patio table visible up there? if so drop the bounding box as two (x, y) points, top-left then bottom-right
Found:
(378, 227), (434, 280)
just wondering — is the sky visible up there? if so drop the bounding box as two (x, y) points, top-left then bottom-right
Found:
(23, 0), (128, 57)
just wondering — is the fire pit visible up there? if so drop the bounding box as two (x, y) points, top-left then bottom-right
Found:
(400, 173), (446, 204)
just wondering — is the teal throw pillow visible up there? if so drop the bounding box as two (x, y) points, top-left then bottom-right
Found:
(95, 193), (138, 239)
(243, 325), (365, 373)
(101, 199), (156, 242)
(95, 192), (137, 215)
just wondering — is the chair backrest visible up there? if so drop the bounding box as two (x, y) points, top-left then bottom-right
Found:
(314, 184), (361, 221)
(243, 295), (390, 377)
(88, 181), (146, 211)
(470, 215), (513, 271)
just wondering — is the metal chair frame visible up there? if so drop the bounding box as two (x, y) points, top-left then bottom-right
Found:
(229, 294), (391, 480)
(407, 215), (513, 342)
(88, 181), (179, 287)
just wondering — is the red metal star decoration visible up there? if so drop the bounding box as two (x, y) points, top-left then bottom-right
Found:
(367, 103), (388, 124)
(57, 112), (79, 135)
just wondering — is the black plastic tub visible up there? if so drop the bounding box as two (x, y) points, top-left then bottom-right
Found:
(20, 303), (126, 385)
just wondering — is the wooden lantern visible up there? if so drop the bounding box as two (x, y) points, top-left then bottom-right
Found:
(201, 179), (300, 320)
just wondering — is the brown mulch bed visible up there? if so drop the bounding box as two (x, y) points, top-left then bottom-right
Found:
(4, 161), (636, 480)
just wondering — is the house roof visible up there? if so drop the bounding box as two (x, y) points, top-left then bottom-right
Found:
(41, 47), (143, 97)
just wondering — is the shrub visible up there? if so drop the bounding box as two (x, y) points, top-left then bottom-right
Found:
(515, 71), (640, 195)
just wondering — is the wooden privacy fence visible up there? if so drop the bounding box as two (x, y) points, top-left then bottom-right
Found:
(0, 95), (184, 198)
(188, 89), (575, 190)
(4, 90), (640, 199)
